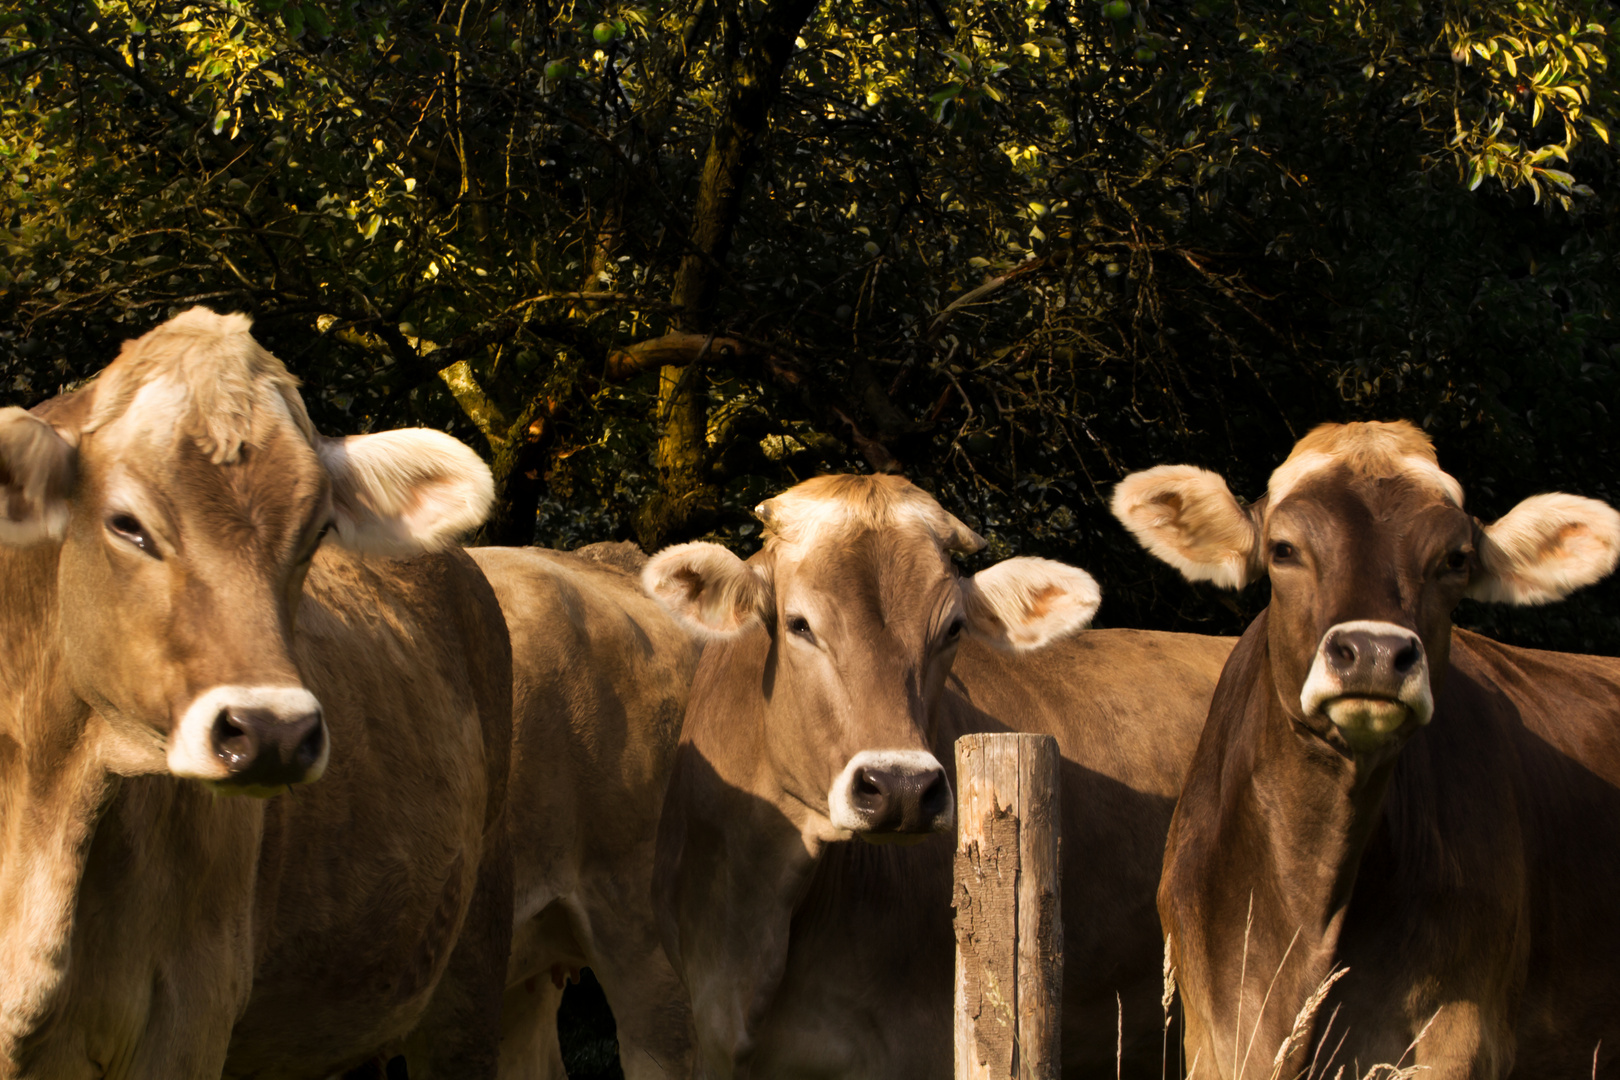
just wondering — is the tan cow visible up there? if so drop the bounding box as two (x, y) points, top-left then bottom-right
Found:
(642, 474), (1233, 1079)
(469, 543), (700, 1080)
(1114, 421), (1620, 1078)
(0, 309), (513, 1079)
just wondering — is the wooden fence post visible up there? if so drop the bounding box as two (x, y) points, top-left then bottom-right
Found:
(953, 732), (1062, 1080)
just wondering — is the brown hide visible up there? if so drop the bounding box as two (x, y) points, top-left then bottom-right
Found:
(0, 311), (512, 1079)
(470, 545), (701, 1080)
(1, 547), (514, 1080)
(656, 627), (1232, 1079)
(1151, 427), (1620, 1079)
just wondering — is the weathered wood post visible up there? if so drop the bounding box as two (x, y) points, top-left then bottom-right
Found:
(953, 732), (1062, 1080)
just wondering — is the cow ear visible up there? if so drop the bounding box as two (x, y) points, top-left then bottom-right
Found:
(1468, 492), (1620, 605)
(1111, 464), (1260, 590)
(643, 542), (770, 638)
(316, 429), (494, 556)
(0, 407), (76, 548)
(961, 557), (1101, 651)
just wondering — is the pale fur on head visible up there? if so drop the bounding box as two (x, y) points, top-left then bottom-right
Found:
(642, 542), (770, 638)
(1470, 492), (1620, 605)
(1268, 421), (1465, 508)
(317, 430), (495, 555)
(755, 473), (985, 555)
(0, 407), (75, 547)
(81, 307), (315, 465)
(962, 557), (1102, 650)
(1111, 464), (1258, 590)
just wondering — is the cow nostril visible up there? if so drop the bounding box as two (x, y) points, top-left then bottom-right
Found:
(921, 772), (950, 815)
(210, 709), (256, 768)
(1394, 639), (1421, 673)
(856, 769), (883, 798)
(1332, 639), (1358, 667)
(294, 718), (325, 770)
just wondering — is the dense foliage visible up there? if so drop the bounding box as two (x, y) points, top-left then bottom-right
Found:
(4, 0), (1620, 650)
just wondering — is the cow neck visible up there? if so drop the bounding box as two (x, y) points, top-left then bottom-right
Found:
(0, 543), (118, 1062)
(1166, 608), (1401, 1080)
(659, 628), (824, 1074)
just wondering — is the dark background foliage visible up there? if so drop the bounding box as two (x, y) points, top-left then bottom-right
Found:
(6, 0), (1620, 652)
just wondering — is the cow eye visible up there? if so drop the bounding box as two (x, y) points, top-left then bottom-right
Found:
(107, 513), (158, 558)
(1271, 541), (1296, 562)
(1443, 550), (1469, 574)
(786, 615), (815, 642)
(946, 617), (965, 639)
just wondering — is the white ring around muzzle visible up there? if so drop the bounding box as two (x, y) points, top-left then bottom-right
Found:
(827, 749), (954, 835)
(168, 685), (329, 782)
(1299, 619), (1434, 731)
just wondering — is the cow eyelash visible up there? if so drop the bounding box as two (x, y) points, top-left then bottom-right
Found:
(106, 513), (158, 558)
(945, 617), (965, 639)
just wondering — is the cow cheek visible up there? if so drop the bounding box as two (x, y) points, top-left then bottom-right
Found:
(57, 536), (181, 740)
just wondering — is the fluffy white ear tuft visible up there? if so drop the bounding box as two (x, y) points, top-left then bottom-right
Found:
(1469, 492), (1620, 605)
(0, 407), (76, 548)
(961, 557), (1101, 651)
(1110, 464), (1259, 589)
(642, 542), (770, 638)
(317, 429), (493, 556)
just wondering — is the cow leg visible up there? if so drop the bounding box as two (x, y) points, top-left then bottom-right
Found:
(589, 947), (694, 1080)
(403, 835), (515, 1080)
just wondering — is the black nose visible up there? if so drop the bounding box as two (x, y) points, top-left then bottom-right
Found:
(850, 765), (952, 833)
(210, 706), (324, 787)
(1324, 627), (1423, 688)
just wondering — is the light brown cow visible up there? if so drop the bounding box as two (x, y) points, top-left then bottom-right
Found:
(469, 543), (701, 1080)
(642, 474), (1233, 1079)
(1113, 421), (1620, 1078)
(0, 309), (513, 1079)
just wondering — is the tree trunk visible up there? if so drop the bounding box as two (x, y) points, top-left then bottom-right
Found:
(635, 0), (819, 550)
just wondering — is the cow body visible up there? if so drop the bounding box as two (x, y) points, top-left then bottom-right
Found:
(0, 310), (512, 1079)
(641, 474), (1232, 1079)
(660, 628), (1231, 1079)
(1114, 421), (1620, 1079)
(470, 544), (700, 1080)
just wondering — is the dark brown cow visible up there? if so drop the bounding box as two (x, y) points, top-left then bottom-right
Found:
(0, 309), (513, 1079)
(643, 474), (1233, 1079)
(468, 544), (701, 1080)
(1113, 421), (1620, 1079)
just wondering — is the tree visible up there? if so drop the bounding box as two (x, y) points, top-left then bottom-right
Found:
(4, 0), (1619, 649)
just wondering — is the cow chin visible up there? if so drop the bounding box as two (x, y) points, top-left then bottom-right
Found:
(1322, 696), (1414, 752)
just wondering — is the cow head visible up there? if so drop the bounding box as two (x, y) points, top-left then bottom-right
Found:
(644, 474), (1100, 843)
(0, 309), (492, 793)
(1112, 421), (1620, 756)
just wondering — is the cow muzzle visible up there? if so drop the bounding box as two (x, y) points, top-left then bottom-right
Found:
(828, 749), (954, 842)
(168, 685), (330, 792)
(1299, 620), (1433, 751)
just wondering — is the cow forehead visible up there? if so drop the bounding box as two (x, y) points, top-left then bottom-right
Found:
(770, 526), (960, 614)
(1266, 421), (1464, 511)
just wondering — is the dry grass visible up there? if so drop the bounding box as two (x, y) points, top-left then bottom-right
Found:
(1157, 909), (1440, 1080)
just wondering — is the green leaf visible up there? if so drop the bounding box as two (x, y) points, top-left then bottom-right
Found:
(1590, 116), (1610, 143)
